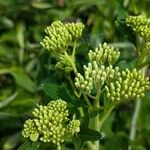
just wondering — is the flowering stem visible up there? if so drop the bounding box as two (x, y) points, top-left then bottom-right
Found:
(99, 105), (114, 130)
(83, 93), (93, 110)
(87, 93), (100, 150)
(72, 40), (77, 57)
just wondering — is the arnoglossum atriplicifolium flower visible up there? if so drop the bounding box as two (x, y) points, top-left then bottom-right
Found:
(22, 19), (150, 150)
(22, 99), (80, 150)
(126, 15), (150, 40)
(126, 15), (150, 67)
(105, 68), (149, 102)
(75, 43), (121, 94)
(75, 42), (149, 102)
(40, 21), (84, 73)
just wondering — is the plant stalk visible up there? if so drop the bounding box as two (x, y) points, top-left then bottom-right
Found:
(87, 94), (100, 150)
(128, 66), (148, 150)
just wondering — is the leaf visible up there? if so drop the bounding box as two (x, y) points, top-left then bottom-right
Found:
(18, 141), (41, 150)
(31, 2), (52, 9)
(73, 137), (85, 150)
(0, 91), (19, 109)
(80, 109), (90, 127)
(41, 82), (80, 105)
(17, 22), (25, 49)
(78, 127), (102, 142)
(41, 82), (60, 99)
(0, 66), (36, 92)
(11, 68), (36, 92)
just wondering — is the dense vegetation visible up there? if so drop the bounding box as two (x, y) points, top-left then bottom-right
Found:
(0, 0), (150, 150)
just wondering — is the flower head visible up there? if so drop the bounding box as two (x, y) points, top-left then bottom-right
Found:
(22, 99), (80, 150)
(126, 15), (150, 40)
(105, 68), (149, 102)
(88, 43), (120, 65)
(40, 21), (72, 54)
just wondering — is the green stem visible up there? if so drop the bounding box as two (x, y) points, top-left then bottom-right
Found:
(71, 40), (78, 74)
(67, 75), (79, 98)
(72, 40), (77, 57)
(87, 93), (100, 150)
(83, 93), (93, 110)
(99, 105), (114, 130)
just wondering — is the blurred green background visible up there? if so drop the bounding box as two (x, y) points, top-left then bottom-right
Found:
(0, 0), (150, 150)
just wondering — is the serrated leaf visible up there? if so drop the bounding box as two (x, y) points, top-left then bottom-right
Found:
(18, 141), (41, 150)
(41, 82), (60, 99)
(41, 82), (81, 105)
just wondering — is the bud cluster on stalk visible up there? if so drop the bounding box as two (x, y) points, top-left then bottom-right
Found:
(40, 21), (84, 73)
(88, 43), (120, 65)
(126, 15), (150, 40)
(105, 68), (149, 102)
(75, 42), (149, 102)
(22, 99), (80, 150)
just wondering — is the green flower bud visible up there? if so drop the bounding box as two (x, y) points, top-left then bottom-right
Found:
(68, 119), (80, 135)
(75, 60), (120, 94)
(22, 99), (80, 150)
(55, 54), (73, 73)
(41, 21), (72, 54)
(88, 43), (120, 65)
(126, 15), (150, 40)
(65, 22), (84, 40)
(105, 68), (149, 102)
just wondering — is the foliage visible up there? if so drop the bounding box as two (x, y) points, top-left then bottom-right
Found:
(0, 0), (150, 150)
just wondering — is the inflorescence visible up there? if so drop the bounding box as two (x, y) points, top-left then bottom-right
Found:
(40, 21), (84, 73)
(105, 68), (149, 102)
(126, 15), (150, 67)
(126, 15), (150, 40)
(75, 43), (149, 102)
(22, 99), (80, 150)
(75, 43), (121, 94)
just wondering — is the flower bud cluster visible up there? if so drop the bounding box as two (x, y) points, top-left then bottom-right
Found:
(67, 119), (80, 135)
(105, 68), (149, 102)
(40, 21), (84, 73)
(40, 21), (72, 54)
(41, 21), (84, 54)
(22, 99), (80, 150)
(65, 22), (85, 40)
(88, 43), (120, 65)
(143, 41), (150, 54)
(126, 15), (150, 40)
(75, 61), (120, 94)
(22, 119), (39, 142)
(55, 54), (73, 73)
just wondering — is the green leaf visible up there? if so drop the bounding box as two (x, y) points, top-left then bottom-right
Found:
(78, 127), (102, 142)
(11, 68), (36, 92)
(41, 82), (60, 99)
(31, 2), (52, 9)
(41, 82), (79, 105)
(0, 66), (36, 92)
(73, 137), (85, 150)
(80, 109), (90, 127)
(18, 141), (41, 150)
(0, 91), (19, 109)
